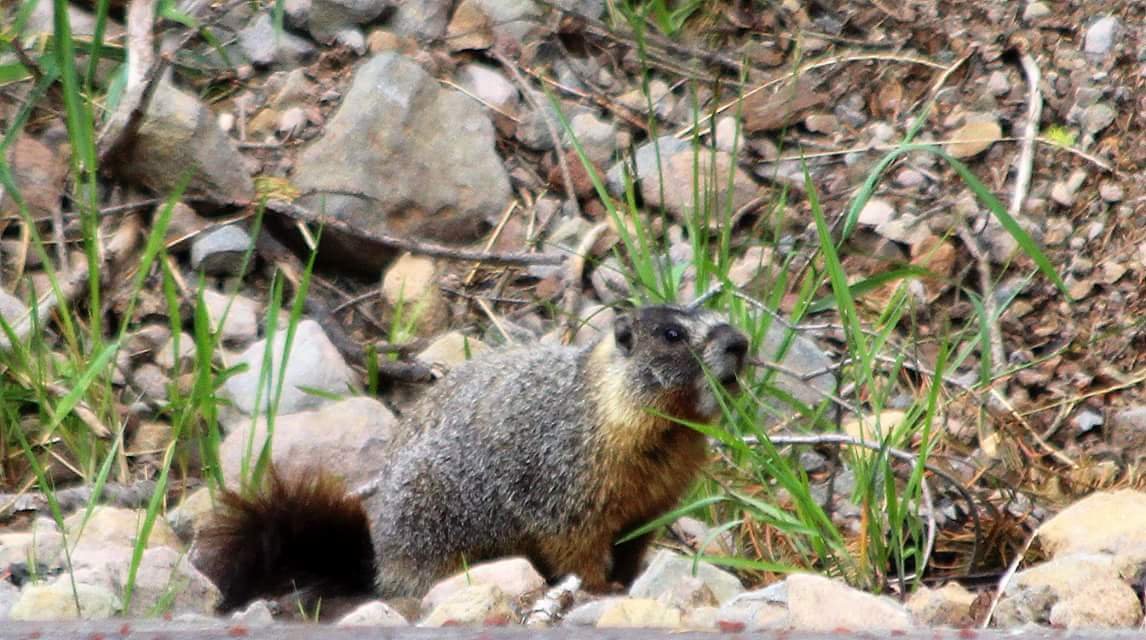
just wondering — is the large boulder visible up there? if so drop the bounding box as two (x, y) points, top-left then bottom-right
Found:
(293, 53), (512, 269)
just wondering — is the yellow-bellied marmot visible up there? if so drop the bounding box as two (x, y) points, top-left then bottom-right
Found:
(196, 304), (748, 610)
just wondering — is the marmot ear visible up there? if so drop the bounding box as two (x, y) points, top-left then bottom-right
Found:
(614, 314), (635, 355)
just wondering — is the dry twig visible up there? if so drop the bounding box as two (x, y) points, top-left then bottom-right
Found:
(264, 200), (563, 267)
(1010, 53), (1042, 219)
(0, 480), (162, 521)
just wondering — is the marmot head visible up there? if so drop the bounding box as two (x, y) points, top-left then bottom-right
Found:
(610, 304), (749, 421)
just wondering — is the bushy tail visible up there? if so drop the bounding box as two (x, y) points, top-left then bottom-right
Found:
(193, 468), (376, 611)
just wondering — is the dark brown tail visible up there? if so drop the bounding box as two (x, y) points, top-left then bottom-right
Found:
(193, 468), (376, 611)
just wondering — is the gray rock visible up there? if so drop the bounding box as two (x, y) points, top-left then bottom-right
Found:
(1081, 102), (1116, 135)
(994, 553), (1141, 628)
(0, 579), (18, 619)
(1099, 181), (1124, 203)
(713, 116), (741, 153)
(716, 589), (789, 632)
(189, 225), (253, 276)
(65, 506), (182, 557)
(222, 319), (355, 415)
(0, 529), (64, 568)
(629, 549), (744, 605)
(0, 288), (30, 350)
(857, 197), (895, 226)
(132, 363), (171, 404)
(8, 580), (120, 620)
(22, 0), (123, 41)
(607, 136), (759, 226)
(422, 583), (513, 626)
(907, 583), (975, 627)
(596, 598), (680, 628)
(120, 546), (221, 616)
(336, 600), (408, 626)
(284, 0), (311, 27)
(333, 28), (367, 54)
(567, 111), (617, 166)
(417, 331), (490, 368)
(201, 289), (260, 346)
(724, 580), (787, 607)
(552, 0), (604, 19)
(458, 64), (519, 112)
(1110, 406), (1146, 455)
(563, 597), (624, 626)
(1084, 16), (1119, 56)
(269, 68), (316, 109)
(515, 92), (563, 150)
(238, 14), (317, 68)
(986, 70), (1011, 96)
(119, 80), (252, 202)
(786, 573), (912, 631)
(1073, 409), (1103, 434)
(156, 331), (196, 372)
(166, 487), (214, 541)
(657, 576), (717, 609)
(607, 135), (687, 193)
(277, 106), (308, 136)
(1022, 1), (1050, 22)
(390, 0), (452, 39)
(232, 599), (276, 625)
(308, 0), (390, 43)
(164, 201), (213, 249)
(463, 0), (542, 43)
(758, 321), (835, 411)
(293, 53), (511, 265)
(219, 396), (396, 488)
(421, 557), (545, 611)
(1037, 490), (1146, 559)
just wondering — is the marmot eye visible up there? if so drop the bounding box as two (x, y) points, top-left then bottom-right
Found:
(661, 325), (687, 343)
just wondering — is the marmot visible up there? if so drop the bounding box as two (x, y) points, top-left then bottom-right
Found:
(196, 304), (748, 611)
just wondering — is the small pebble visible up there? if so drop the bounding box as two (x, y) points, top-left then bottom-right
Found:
(1084, 16), (1119, 56)
(1098, 181), (1124, 202)
(1022, 1), (1050, 22)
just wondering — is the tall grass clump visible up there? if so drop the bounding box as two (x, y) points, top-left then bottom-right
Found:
(554, 2), (1065, 592)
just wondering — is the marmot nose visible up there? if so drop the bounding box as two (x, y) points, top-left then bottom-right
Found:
(711, 324), (749, 368)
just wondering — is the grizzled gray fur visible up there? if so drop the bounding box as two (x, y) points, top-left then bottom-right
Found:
(364, 304), (748, 597)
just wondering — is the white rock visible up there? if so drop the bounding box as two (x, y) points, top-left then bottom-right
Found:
(220, 396), (396, 488)
(421, 583), (513, 627)
(858, 197), (896, 226)
(335, 600), (408, 626)
(201, 289), (260, 345)
(629, 549), (744, 605)
(9, 580), (120, 620)
(65, 506), (181, 556)
(714, 116), (741, 153)
(458, 64), (519, 112)
(1037, 489), (1146, 558)
(1084, 16), (1119, 55)
(231, 599), (276, 625)
(421, 557), (545, 611)
(596, 598), (681, 628)
(786, 573), (912, 631)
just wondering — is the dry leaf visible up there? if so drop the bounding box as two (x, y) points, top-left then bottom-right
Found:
(948, 120), (1002, 158)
